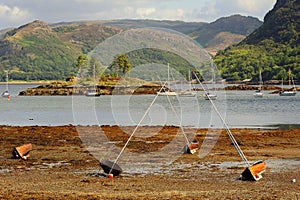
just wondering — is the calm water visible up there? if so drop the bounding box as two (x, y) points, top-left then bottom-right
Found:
(0, 84), (299, 128)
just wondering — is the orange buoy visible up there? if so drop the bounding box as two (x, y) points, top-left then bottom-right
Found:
(107, 174), (114, 179)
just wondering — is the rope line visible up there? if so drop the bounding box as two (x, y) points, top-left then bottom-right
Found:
(193, 72), (250, 166)
(165, 94), (190, 145)
(109, 81), (168, 174)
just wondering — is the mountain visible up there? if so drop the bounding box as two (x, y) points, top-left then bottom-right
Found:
(0, 20), (121, 81)
(214, 0), (300, 82)
(0, 16), (262, 81)
(60, 16), (261, 54)
(190, 15), (262, 48)
(51, 19), (206, 35)
(242, 0), (299, 45)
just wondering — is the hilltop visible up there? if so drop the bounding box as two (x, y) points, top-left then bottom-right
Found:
(0, 20), (121, 81)
(53, 16), (261, 54)
(0, 16), (261, 81)
(189, 15), (262, 54)
(214, 0), (300, 82)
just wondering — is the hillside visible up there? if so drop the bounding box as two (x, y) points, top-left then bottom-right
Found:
(0, 16), (262, 81)
(0, 21), (121, 81)
(214, 0), (300, 82)
(0, 20), (80, 80)
(242, 0), (299, 45)
(55, 16), (261, 54)
(190, 15), (262, 49)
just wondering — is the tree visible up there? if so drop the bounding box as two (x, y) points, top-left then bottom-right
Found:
(109, 54), (131, 76)
(76, 54), (88, 78)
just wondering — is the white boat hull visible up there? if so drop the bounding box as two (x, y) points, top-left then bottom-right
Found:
(204, 94), (217, 100)
(279, 91), (296, 96)
(178, 91), (196, 97)
(253, 91), (263, 98)
(157, 91), (177, 96)
(1, 90), (10, 97)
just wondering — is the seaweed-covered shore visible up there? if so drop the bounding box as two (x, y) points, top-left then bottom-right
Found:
(0, 125), (299, 199)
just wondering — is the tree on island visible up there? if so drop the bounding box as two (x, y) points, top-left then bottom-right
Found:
(76, 54), (88, 78)
(109, 54), (131, 76)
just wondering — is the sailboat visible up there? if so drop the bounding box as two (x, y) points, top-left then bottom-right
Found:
(279, 69), (296, 96)
(203, 61), (217, 100)
(253, 70), (263, 98)
(204, 92), (217, 100)
(1, 71), (10, 98)
(193, 72), (266, 181)
(85, 64), (101, 97)
(157, 63), (177, 96)
(178, 70), (197, 97)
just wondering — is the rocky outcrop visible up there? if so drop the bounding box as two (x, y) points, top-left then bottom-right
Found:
(224, 84), (300, 94)
(19, 82), (164, 96)
(224, 85), (283, 91)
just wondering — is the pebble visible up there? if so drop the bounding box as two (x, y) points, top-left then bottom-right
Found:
(291, 179), (296, 183)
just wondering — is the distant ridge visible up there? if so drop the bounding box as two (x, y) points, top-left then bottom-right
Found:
(190, 15), (262, 47)
(0, 15), (262, 81)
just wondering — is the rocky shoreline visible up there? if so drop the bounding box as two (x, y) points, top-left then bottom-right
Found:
(18, 81), (164, 96)
(18, 81), (299, 96)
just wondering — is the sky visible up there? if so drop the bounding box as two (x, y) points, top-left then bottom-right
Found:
(0, 0), (277, 30)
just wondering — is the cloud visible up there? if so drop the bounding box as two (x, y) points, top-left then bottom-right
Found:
(214, 0), (276, 20)
(0, 4), (32, 26)
(136, 8), (156, 18)
(0, 0), (277, 30)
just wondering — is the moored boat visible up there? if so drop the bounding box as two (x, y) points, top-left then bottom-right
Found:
(158, 90), (177, 96)
(253, 90), (263, 98)
(157, 63), (177, 96)
(178, 70), (197, 97)
(1, 90), (10, 98)
(100, 159), (123, 176)
(182, 141), (199, 154)
(279, 90), (296, 96)
(241, 160), (267, 181)
(1, 71), (10, 98)
(279, 69), (296, 96)
(253, 70), (264, 98)
(178, 90), (197, 97)
(204, 92), (217, 100)
(12, 143), (32, 160)
(85, 89), (101, 97)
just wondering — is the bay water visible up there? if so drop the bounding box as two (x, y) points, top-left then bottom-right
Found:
(0, 84), (299, 128)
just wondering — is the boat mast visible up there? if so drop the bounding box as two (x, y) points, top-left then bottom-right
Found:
(167, 63), (170, 89)
(5, 71), (9, 91)
(259, 70), (263, 90)
(288, 69), (291, 88)
(93, 64), (96, 90)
